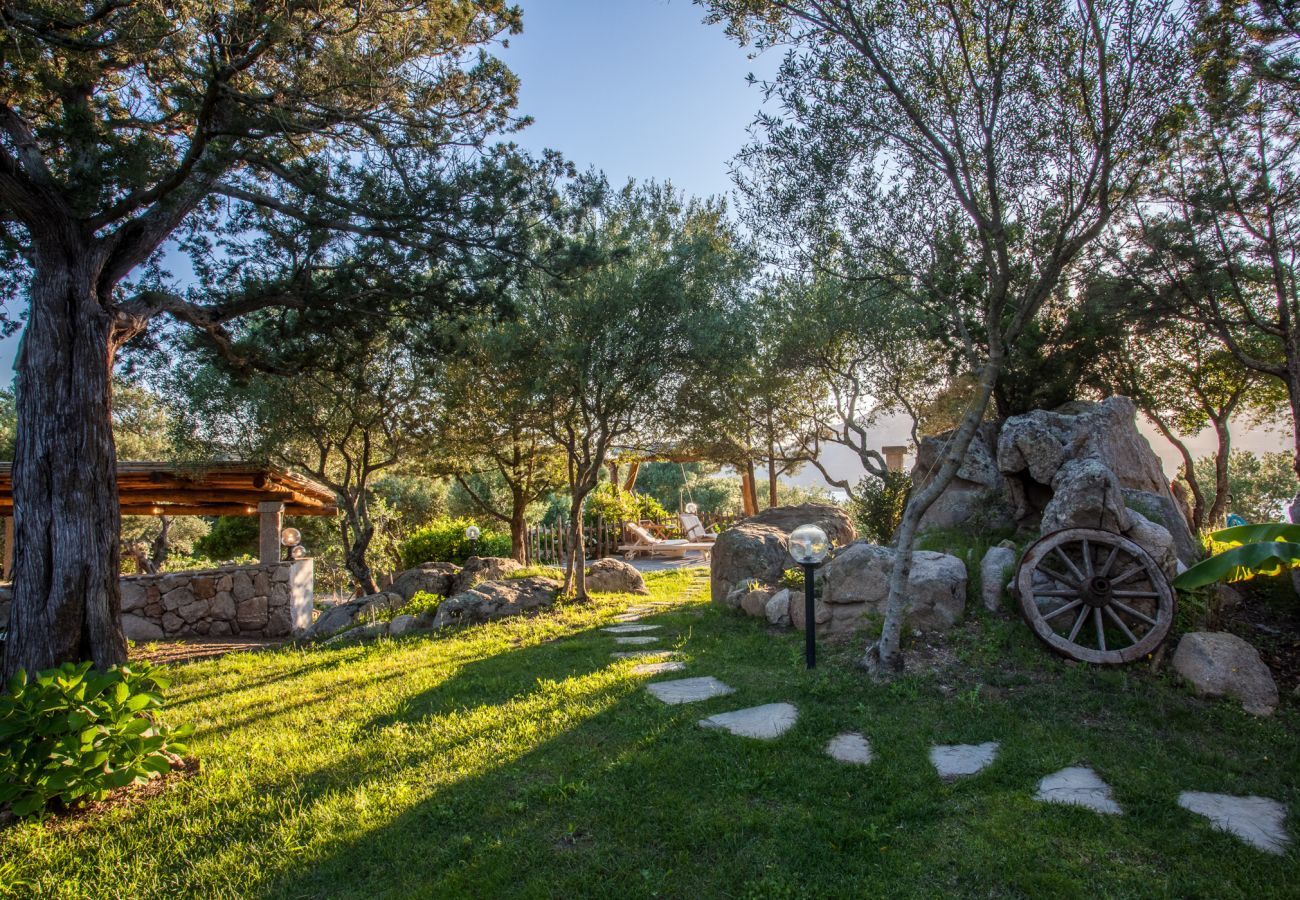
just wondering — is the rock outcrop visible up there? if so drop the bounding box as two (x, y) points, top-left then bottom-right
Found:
(450, 556), (522, 596)
(1172, 631), (1279, 716)
(390, 562), (459, 601)
(791, 543), (968, 635)
(914, 397), (1197, 567)
(308, 590), (408, 638)
(710, 504), (856, 605)
(432, 576), (561, 629)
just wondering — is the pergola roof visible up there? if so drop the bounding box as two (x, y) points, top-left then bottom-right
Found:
(0, 461), (337, 518)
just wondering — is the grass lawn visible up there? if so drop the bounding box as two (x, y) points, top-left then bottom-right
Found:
(2, 568), (1296, 898)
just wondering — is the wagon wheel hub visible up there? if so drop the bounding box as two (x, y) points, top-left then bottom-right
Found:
(1081, 576), (1112, 608)
(1015, 527), (1175, 665)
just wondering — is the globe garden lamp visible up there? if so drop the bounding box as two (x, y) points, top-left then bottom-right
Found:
(465, 525), (481, 557)
(684, 502), (698, 514)
(788, 524), (830, 669)
(280, 527), (303, 562)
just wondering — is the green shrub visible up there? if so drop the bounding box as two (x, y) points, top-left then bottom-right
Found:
(583, 482), (669, 526)
(0, 662), (193, 820)
(850, 472), (911, 544)
(370, 590), (444, 624)
(399, 517), (511, 569)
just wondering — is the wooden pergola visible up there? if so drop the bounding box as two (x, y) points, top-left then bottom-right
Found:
(0, 462), (337, 577)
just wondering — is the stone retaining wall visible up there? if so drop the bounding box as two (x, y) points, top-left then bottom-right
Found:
(120, 559), (313, 640)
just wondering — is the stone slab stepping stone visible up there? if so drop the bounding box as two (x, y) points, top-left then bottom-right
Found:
(930, 742), (999, 780)
(602, 624), (661, 634)
(613, 614), (644, 622)
(826, 732), (873, 765)
(1034, 767), (1122, 815)
(1178, 792), (1290, 854)
(631, 661), (686, 676)
(611, 650), (673, 659)
(615, 636), (659, 645)
(646, 676), (734, 705)
(699, 703), (798, 740)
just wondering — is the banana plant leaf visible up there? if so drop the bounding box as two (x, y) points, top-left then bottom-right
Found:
(1205, 523), (1300, 547)
(1172, 541), (1300, 590)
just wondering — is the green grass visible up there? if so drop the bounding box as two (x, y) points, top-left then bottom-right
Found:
(2, 569), (1296, 898)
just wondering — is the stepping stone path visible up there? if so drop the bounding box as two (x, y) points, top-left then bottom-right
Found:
(602, 624), (660, 634)
(1178, 792), (1291, 855)
(826, 732), (873, 765)
(699, 703), (799, 740)
(930, 742), (999, 780)
(1034, 767), (1122, 815)
(646, 676), (735, 705)
(631, 660), (686, 675)
(613, 613), (644, 622)
(615, 636), (659, 645)
(611, 650), (674, 659)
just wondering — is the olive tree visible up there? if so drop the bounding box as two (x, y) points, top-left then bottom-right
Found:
(0, 0), (536, 676)
(706, 0), (1185, 671)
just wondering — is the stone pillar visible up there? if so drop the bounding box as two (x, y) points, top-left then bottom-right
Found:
(3, 516), (12, 581)
(288, 558), (315, 636)
(883, 446), (908, 473)
(258, 501), (284, 564)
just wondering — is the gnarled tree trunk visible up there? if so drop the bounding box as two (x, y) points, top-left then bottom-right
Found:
(4, 249), (126, 679)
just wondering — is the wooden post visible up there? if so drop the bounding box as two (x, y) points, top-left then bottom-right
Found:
(883, 445), (908, 473)
(3, 516), (12, 582)
(258, 501), (284, 564)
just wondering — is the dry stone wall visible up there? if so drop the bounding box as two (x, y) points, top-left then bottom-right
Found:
(119, 559), (314, 641)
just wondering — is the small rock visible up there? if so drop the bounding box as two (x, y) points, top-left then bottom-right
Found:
(1177, 792), (1290, 854)
(585, 557), (650, 595)
(388, 614), (417, 636)
(826, 732), (873, 765)
(699, 703), (799, 740)
(1171, 632), (1279, 716)
(765, 588), (791, 626)
(980, 547), (1016, 613)
(1034, 767), (1122, 815)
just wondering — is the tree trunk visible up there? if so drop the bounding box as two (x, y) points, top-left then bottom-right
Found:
(341, 506), (379, 595)
(4, 252), (126, 680)
(741, 463), (759, 516)
(865, 358), (1000, 673)
(509, 504), (527, 564)
(566, 493), (588, 599)
(1207, 416), (1232, 528)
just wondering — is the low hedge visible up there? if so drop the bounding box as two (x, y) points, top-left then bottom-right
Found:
(399, 517), (511, 569)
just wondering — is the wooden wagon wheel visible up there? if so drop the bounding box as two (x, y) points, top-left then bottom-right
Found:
(1015, 528), (1175, 665)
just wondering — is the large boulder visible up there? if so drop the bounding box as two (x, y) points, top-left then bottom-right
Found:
(585, 558), (649, 595)
(915, 423), (1014, 531)
(1172, 632), (1279, 716)
(308, 591), (406, 638)
(710, 524), (789, 604)
(1041, 458), (1132, 534)
(432, 576), (561, 629)
(1123, 509), (1179, 578)
(798, 542), (968, 635)
(390, 562), (460, 601)
(740, 503), (857, 548)
(450, 556), (522, 596)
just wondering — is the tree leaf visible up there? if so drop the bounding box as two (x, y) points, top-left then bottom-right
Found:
(1172, 541), (1300, 589)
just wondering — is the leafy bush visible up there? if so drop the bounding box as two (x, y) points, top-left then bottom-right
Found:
(850, 472), (912, 544)
(399, 517), (511, 569)
(370, 590), (444, 624)
(0, 662), (193, 820)
(583, 482), (669, 526)
(194, 515), (260, 562)
(1173, 523), (1300, 590)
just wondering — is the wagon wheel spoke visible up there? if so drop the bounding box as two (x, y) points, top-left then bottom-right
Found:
(1093, 608), (1106, 652)
(1042, 599), (1083, 621)
(1104, 605), (1140, 645)
(1037, 565), (1079, 589)
(1112, 590), (1160, 599)
(1111, 600), (1157, 626)
(1097, 545), (1119, 577)
(1035, 589), (1080, 598)
(1067, 606), (1089, 642)
(1110, 564), (1145, 587)
(1054, 546), (1086, 583)
(1081, 538), (1093, 577)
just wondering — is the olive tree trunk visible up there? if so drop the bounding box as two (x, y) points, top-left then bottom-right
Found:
(865, 358), (1001, 673)
(3, 249), (126, 679)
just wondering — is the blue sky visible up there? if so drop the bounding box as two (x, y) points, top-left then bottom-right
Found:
(500, 0), (777, 202)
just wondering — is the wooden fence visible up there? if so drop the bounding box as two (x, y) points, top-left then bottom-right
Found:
(524, 513), (739, 566)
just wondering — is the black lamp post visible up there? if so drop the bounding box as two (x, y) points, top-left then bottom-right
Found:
(788, 524), (830, 669)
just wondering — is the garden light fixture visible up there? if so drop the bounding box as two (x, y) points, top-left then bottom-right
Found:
(289, 544), (308, 560)
(788, 524), (830, 669)
(280, 527), (302, 548)
(465, 524), (481, 557)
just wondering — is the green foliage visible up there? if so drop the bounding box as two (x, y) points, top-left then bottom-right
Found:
(194, 516), (260, 563)
(399, 518), (511, 569)
(504, 565), (566, 580)
(371, 591), (444, 625)
(1173, 523), (1300, 590)
(0, 662), (192, 820)
(583, 482), (669, 526)
(850, 472), (911, 544)
(371, 476), (449, 532)
(1194, 450), (1298, 524)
